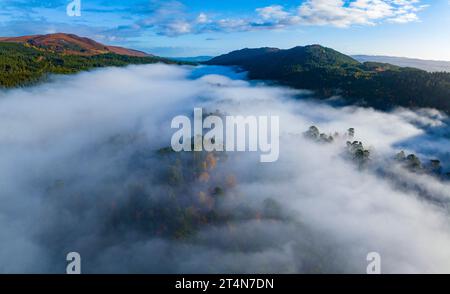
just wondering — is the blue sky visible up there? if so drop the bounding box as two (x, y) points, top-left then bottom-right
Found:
(0, 0), (449, 60)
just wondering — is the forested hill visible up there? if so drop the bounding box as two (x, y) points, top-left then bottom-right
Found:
(0, 33), (151, 57)
(0, 34), (184, 88)
(206, 45), (450, 114)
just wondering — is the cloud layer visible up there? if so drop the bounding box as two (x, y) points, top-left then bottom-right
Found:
(0, 64), (450, 273)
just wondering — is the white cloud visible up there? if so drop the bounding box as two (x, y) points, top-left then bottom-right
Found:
(1, 65), (450, 273)
(298, 0), (393, 27)
(257, 5), (291, 21)
(142, 0), (427, 36)
(196, 12), (209, 24)
(289, 0), (425, 28)
(388, 12), (419, 23)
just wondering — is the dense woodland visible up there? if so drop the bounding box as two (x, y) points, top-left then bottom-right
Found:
(206, 45), (450, 114)
(0, 42), (181, 87)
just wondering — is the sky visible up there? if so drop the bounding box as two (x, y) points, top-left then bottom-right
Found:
(0, 0), (449, 60)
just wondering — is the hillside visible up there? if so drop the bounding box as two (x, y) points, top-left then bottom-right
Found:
(206, 45), (450, 113)
(0, 33), (150, 57)
(0, 34), (183, 88)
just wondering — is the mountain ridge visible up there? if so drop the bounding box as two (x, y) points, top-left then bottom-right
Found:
(0, 33), (150, 57)
(0, 34), (185, 88)
(2, 34), (450, 114)
(206, 45), (450, 113)
(352, 55), (450, 73)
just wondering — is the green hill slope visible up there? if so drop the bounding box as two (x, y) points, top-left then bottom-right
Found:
(206, 45), (450, 113)
(0, 42), (181, 88)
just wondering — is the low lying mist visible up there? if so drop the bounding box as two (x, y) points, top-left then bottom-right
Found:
(0, 64), (449, 273)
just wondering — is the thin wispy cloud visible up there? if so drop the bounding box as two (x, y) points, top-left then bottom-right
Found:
(124, 0), (428, 36)
(1, 1), (425, 38)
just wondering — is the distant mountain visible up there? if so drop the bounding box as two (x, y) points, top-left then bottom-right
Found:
(169, 56), (214, 63)
(0, 33), (150, 57)
(206, 45), (450, 113)
(0, 33), (184, 88)
(206, 45), (362, 88)
(207, 47), (281, 65)
(353, 55), (450, 73)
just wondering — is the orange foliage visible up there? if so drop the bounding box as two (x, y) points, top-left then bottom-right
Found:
(199, 172), (210, 183)
(206, 153), (217, 170)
